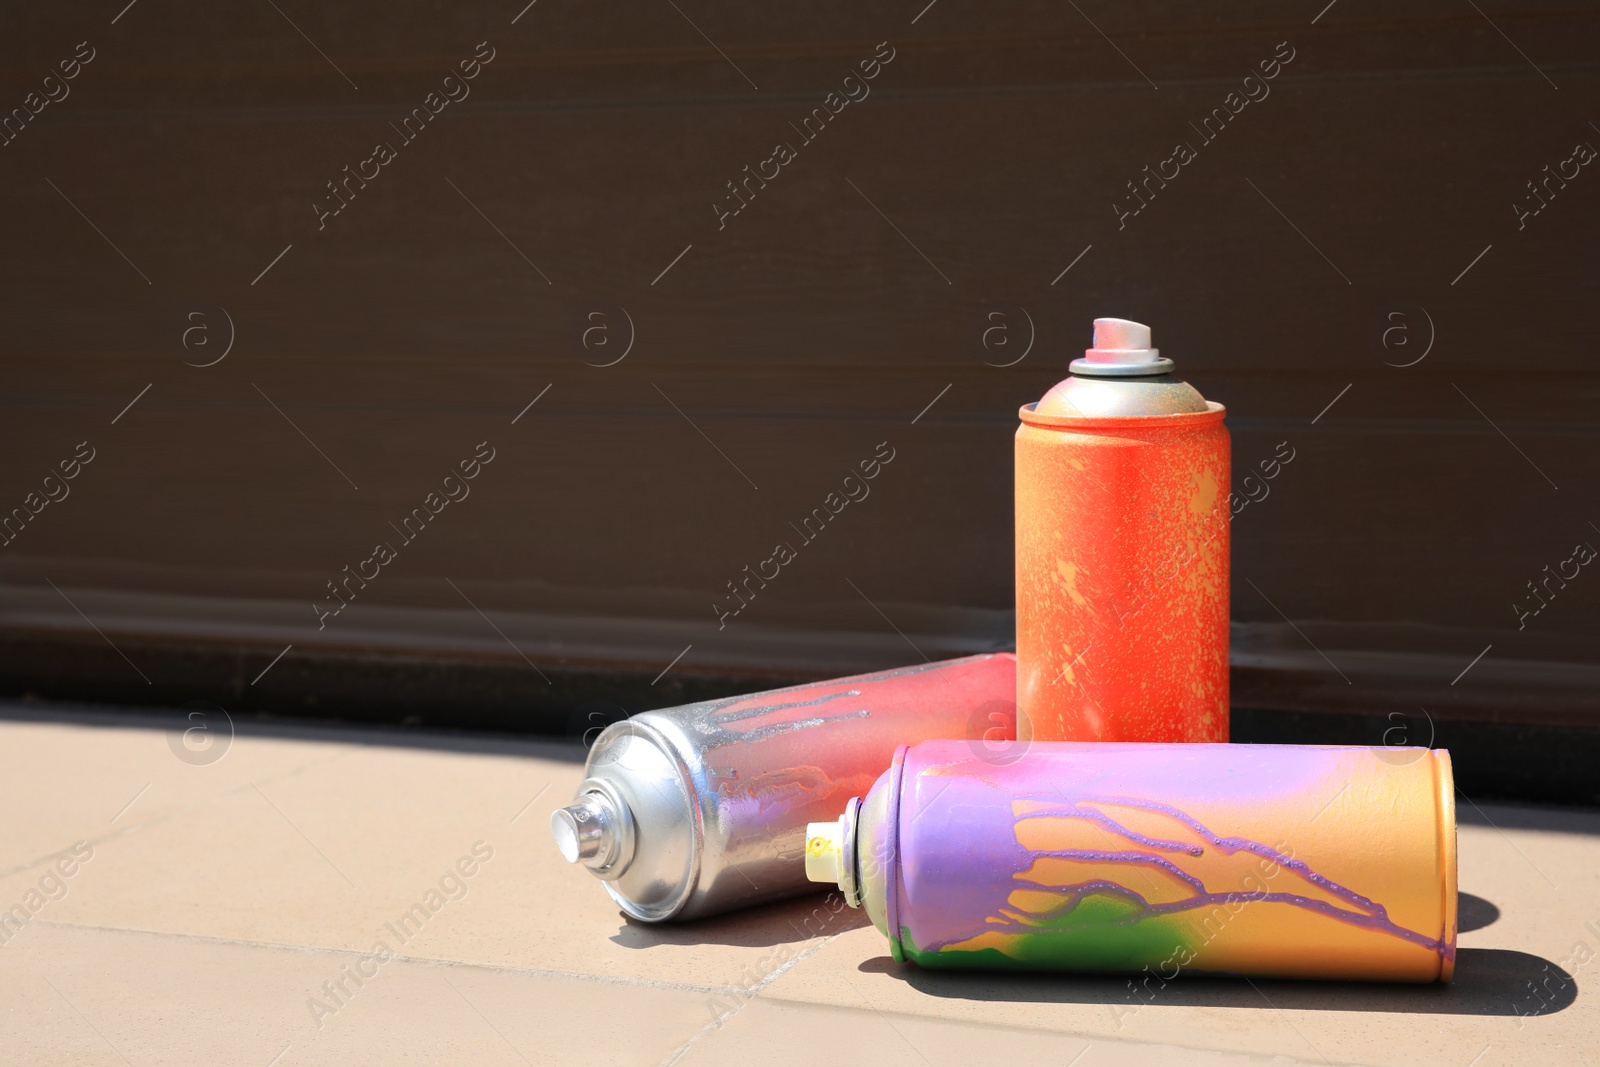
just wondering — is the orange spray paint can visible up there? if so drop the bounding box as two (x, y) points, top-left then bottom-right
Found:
(1016, 318), (1229, 742)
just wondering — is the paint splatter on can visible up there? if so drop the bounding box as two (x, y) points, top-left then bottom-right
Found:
(1016, 317), (1230, 742)
(807, 740), (1456, 981)
(551, 653), (1016, 921)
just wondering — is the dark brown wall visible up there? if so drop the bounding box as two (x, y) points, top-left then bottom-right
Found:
(1, 2), (1597, 729)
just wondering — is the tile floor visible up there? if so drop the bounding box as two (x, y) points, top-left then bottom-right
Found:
(0, 702), (1593, 1066)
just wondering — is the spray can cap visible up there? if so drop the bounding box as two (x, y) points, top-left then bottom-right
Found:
(550, 784), (634, 878)
(1070, 317), (1175, 378)
(804, 797), (862, 906)
(804, 821), (845, 883)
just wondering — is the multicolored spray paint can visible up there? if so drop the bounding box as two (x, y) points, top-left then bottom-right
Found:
(1016, 318), (1230, 742)
(550, 654), (1016, 921)
(806, 740), (1456, 981)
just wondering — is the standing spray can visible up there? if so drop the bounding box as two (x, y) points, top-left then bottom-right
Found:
(806, 740), (1457, 982)
(549, 653), (1016, 922)
(1016, 317), (1230, 742)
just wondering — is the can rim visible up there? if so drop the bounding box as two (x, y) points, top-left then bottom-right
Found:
(885, 744), (909, 963)
(597, 717), (704, 923)
(1434, 748), (1458, 982)
(1018, 399), (1226, 430)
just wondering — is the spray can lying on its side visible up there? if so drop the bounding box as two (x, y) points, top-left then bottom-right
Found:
(807, 740), (1457, 981)
(1016, 317), (1230, 743)
(550, 653), (1016, 922)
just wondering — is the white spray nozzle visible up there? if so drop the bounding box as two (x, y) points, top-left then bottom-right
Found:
(805, 820), (846, 886)
(804, 798), (863, 907)
(1069, 317), (1175, 378)
(1085, 317), (1158, 364)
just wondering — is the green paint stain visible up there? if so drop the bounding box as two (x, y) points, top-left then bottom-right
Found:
(904, 891), (1198, 972)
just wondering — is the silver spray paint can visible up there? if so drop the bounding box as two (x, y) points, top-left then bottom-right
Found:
(549, 653), (1017, 921)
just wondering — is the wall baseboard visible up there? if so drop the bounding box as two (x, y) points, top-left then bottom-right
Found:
(3, 590), (1594, 806)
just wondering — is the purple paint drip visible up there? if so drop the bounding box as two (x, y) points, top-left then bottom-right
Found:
(1018, 806), (1204, 856)
(1017, 795), (1434, 946)
(1012, 873), (1443, 952)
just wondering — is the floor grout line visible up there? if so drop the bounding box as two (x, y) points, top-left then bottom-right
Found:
(658, 927), (848, 1066)
(16, 917), (743, 997)
(722, 990), (1378, 1067)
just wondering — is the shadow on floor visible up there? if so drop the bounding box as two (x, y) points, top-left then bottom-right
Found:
(1457, 892), (1501, 934)
(861, 947), (1574, 1017)
(611, 892), (870, 950)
